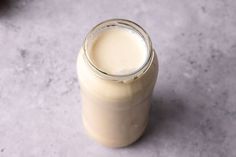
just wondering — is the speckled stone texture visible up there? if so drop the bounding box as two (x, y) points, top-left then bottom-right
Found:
(0, 0), (236, 156)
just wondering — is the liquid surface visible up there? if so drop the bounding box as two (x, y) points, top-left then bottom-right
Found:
(88, 28), (147, 75)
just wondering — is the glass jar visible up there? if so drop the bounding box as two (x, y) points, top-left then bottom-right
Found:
(77, 19), (158, 147)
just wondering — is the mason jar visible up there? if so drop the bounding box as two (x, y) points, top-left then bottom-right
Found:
(77, 19), (158, 147)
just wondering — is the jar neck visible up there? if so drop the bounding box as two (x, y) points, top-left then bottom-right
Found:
(83, 19), (153, 82)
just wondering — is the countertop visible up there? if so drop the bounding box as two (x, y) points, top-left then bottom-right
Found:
(0, 0), (236, 156)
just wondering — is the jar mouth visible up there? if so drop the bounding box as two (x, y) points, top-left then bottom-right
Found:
(83, 19), (153, 82)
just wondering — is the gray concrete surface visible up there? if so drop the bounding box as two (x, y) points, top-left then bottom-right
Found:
(0, 0), (236, 156)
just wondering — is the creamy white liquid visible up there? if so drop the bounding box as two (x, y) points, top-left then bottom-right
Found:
(77, 26), (158, 147)
(88, 28), (148, 75)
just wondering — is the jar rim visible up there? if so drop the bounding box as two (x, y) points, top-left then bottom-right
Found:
(83, 19), (153, 82)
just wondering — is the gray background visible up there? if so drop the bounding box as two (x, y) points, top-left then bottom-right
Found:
(0, 0), (236, 156)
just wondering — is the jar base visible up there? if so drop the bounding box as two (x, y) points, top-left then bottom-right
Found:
(82, 115), (148, 148)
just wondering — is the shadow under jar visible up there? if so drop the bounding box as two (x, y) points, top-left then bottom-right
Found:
(77, 19), (158, 148)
